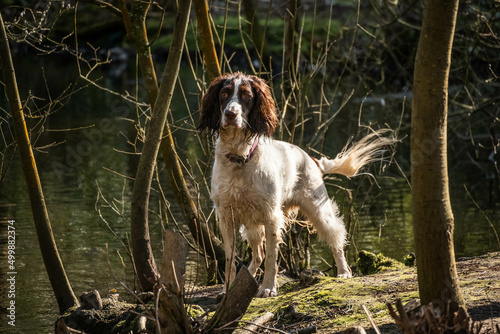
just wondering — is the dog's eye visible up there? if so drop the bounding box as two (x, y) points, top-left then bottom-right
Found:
(241, 92), (252, 100)
(220, 92), (229, 100)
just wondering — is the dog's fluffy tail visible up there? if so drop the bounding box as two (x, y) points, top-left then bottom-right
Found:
(316, 129), (396, 178)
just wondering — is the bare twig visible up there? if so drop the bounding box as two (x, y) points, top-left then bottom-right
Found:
(464, 185), (500, 249)
(237, 311), (274, 334)
(361, 305), (381, 334)
(104, 243), (156, 321)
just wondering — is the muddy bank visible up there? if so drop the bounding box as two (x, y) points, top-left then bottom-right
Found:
(188, 252), (499, 333)
(56, 252), (500, 333)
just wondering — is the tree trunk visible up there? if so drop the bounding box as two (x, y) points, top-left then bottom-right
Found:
(156, 230), (192, 334)
(128, 0), (192, 291)
(0, 13), (79, 314)
(118, 0), (227, 291)
(410, 0), (464, 310)
(193, 0), (221, 81)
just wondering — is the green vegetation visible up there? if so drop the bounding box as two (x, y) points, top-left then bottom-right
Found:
(356, 250), (405, 275)
(243, 268), (418, 331)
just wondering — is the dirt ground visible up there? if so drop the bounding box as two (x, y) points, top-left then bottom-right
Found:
(186, 252), (500, 333)
(455, 253), (500, 329)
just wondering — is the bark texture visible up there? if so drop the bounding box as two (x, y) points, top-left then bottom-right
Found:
(0, 13), (79, 314)
(410, 0), (464, 309)
(128, 0), (191, 291)
(193, 0), (221, 80)
(119, 0), (227, 290)
(157, 230), (192, 334)
(207, 266), (259, 334)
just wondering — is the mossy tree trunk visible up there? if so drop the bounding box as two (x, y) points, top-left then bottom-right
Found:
(193, 0), (221, 80)
(117, 0), (159, 292)
(120, 0), (192, 291)
(410, 0), (465, 310)
(95, 0), (227, 291)
(0, 13), (79, 314)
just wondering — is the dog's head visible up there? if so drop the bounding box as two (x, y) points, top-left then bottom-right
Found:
(197, 72), (278, 137)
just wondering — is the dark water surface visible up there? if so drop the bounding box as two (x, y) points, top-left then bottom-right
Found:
(1, 57), (499, 333)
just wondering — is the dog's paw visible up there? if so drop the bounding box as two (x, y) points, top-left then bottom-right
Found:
(337, 267), (352, 278)
(256, 286), (277, 298)
(337, 265), (353, 278)
(337, 271), (352, 278)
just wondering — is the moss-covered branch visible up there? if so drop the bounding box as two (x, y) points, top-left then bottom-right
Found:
(0, 12), (79, 314)
(128, 0), (192, 291)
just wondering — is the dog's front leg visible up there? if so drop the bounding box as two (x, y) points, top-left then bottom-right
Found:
(257, 221), (280, 297)
(219, 217), (237, 293)
(245, 225), (265, 276)
(333, 248), (352, 278)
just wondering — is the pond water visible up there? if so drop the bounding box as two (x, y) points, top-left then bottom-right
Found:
(0, 56), (499, 333)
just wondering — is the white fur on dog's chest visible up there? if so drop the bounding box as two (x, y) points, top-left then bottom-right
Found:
(211, 161), (277, 224)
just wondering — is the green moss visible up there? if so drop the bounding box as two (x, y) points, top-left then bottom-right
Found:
(279, 280), (301, 294)
(357, 250), (378, 274)
(403, 253), (416, 266)
(357, 250), (405, 275)
(187, 304), (205, 319)
(239, 270), (418, 332)
(60, 304), (80, 318)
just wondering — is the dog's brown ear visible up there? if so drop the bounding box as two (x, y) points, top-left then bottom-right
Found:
(197, 74), (228, 134)
(248, 76), (278, 137)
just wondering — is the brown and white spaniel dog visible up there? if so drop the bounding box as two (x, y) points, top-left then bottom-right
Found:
(198, 72), (393, 297)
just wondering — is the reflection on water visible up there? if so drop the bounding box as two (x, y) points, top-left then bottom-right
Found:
(0, 58), (499, 333)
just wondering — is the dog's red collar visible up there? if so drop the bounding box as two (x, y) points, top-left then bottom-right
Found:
(225, 137), (259, 166)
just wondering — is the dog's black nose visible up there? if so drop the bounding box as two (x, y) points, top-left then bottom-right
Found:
(225, 110), (237, 120)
